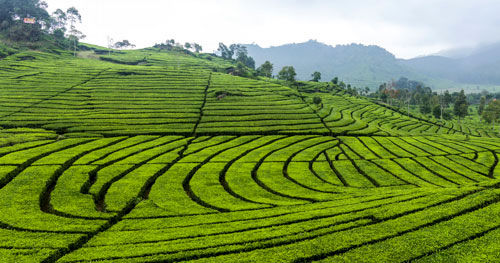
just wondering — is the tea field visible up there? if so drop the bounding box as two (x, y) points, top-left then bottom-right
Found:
(0, 49), (498, 262)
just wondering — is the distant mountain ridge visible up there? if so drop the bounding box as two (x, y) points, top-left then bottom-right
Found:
(401, 42), (500, 85)
(244, 40), (500, 91)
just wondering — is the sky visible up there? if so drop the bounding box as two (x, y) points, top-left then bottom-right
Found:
(44, 0), (500, 59)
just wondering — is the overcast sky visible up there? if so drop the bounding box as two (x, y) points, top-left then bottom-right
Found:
(44, 0), (500, 59)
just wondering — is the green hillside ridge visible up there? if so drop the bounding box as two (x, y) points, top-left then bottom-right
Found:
(0, 44), (499, 263)
(0, 46), (495, 138)
(1, 1), (500, 262)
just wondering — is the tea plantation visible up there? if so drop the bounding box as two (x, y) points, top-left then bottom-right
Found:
(0, 49), (499, 262)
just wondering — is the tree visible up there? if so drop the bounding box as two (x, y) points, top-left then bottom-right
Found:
(478, 96), (486, 117)
(454, 90), (468, 124)
(432, 105), (441, 119)
(218, 43), (233, 59)
(66, 7), (85, 56)
(233, 61), (248, 77)
(114, 40), (136, 49)
(230, 45), (255, 69)
(313, 96), (322, 105)
(482, 99), (500, 133)
(443, 90), (452, 107)
(311, 71), (321, 82)
(331, 77), (338, 85)
(51, 8), (66, 32)
(257, 61), (273, 78)
(184, 42), (192, 50)
(380, 92), (388, 103)
(420, 97), (432, 114)
(193, 43), (202, 53)
(1, 0), (51, 42)
(277, 66), (297, 82)
(243, 56), (255, 69)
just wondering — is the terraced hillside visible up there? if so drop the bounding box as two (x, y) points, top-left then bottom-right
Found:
(0, 48), (499, 262)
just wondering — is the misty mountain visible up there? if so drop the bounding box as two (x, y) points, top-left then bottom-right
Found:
(245, 40), (419, 88)
(244, 40), (500, 90)
(403, 42), (500, 85)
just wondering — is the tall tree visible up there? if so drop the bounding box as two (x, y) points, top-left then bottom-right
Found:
(482, 99), (500, 133)
(217, 43), (233, 59)
(311, 71), (321, 82)
(443, 90), (452, 107)
(66, 7), (85, 56)
(51, 9), (67, 32)
(331, 77), (338, 85)
(193, 43), (202, 53)
(277, 66), (297, 82)
(420, 95), (432, 114)
(478, 96), (486, 117)
(257, 61), (273, 78)
(453, 90), (468, 125)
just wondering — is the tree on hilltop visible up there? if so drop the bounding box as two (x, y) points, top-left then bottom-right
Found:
(257, 61), (273, 78)
(66, 7), (85, 56)
(218, 43), (233, 59)
(311, 71), (321, 82)
(193, 43), (203, 53)
(453, 90), (468, 125)
(114, 40), (136, 49)
(278, 66), (297, 82)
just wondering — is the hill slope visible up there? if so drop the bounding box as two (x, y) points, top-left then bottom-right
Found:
(1, 47), (493, 137)
(0, 46), (499, 263)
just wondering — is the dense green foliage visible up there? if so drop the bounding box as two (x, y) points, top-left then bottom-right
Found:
(278, 66), (297, 82)
(257, 60), (273, 78)
(0, 44), (499, 262)
(0, 0), (84, 52)
(311, 71), (321, 82)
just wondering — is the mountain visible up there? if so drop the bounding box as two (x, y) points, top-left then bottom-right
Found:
(402, 42), (500, 85)
(245, 40), (500, 91)
(245, 40), (418, 88)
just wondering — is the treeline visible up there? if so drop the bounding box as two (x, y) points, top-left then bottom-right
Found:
(372, 77), (500, 127)
(154, 39), (203, 53)
(0, 0), (85, 52)
(476, 92), (500, 129)
(212, 49), (369, 97)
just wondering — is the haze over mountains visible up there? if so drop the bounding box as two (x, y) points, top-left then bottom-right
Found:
(245, 40), (500, 92)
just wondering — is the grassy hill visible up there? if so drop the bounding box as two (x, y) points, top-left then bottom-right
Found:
(0, 46), (499, 262)
(1, 47), (496, 137)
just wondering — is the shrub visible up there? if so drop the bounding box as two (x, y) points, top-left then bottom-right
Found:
(313, 96), (322, 105)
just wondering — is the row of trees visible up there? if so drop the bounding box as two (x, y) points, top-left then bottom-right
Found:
(0, 0), (85, 52)
(374, 78), (470, 122)
(479, 96), (500, 130)
(154, 39), (203, 53)
(217, 43), (255, 70)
